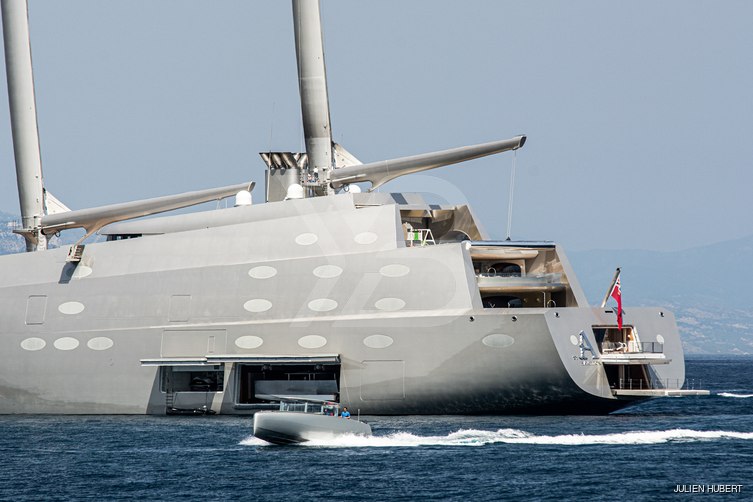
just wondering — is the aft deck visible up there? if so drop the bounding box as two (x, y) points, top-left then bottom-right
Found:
(476, 272), (566, 293)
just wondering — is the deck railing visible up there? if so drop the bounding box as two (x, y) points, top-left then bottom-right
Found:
(405, 228), (435, 247)
(650, 378), (703, 390)
(612, 378), (703, 390)
(615, 378), (647, 390)
(478, 272), (522, 278)
(601, 341), (664, 354)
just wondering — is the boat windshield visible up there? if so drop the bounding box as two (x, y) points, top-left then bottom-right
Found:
(278, 400), (339, 415)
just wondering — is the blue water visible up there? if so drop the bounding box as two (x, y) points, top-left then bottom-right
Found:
(1, 357), (751, 501)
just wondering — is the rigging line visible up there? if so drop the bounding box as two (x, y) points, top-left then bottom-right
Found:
(299, 107), (304, 156)
(506, 149), (517, 240)
(341, 366), (351, 405)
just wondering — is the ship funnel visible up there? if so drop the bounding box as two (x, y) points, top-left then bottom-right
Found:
(330, 135), (526, 191)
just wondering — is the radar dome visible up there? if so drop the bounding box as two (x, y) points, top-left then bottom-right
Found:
(234, 190), (253, 206)
(286, 183), (305, 200)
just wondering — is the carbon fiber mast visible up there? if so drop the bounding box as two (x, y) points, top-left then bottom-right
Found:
(293, 0), (334, 196)
(1, 0), (46, 250)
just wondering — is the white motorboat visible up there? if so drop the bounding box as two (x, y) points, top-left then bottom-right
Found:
(253, 398), (372, 445)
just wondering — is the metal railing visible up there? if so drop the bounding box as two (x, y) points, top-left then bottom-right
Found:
(601, 341), (664, 354)
(651, 378), (703, 390)
(477, 272), (563, 282)
(405, 228), (435, 247)
(612, 377), (703, 390)
(615, 378), (647, 390)
(4, 219), (22, 230)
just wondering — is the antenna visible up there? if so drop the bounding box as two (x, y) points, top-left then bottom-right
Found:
(505, 149), (517, 240)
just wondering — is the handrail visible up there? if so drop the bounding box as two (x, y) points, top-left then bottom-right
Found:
(601, 341), (664, 354)
(611, 377), (703, 390)
(477, 272), (563, 282)
(405, 228), (435, 247)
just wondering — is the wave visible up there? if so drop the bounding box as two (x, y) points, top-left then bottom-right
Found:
(240, 436), (271, 446)
(718, 392), (753, 398)
(240, 428), (753, 448)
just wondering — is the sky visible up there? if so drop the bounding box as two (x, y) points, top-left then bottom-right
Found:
(1, 0), (752, 251)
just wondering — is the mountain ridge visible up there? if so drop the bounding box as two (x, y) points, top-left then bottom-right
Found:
(570, 235), (753, 354)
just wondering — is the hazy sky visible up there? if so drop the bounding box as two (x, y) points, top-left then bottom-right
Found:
(1, 0), (752, 251)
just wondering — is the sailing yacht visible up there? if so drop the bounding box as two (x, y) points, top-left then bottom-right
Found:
(0, 0), (707, 414)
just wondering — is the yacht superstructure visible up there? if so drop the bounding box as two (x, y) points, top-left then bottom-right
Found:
(0, 0), (706, 415)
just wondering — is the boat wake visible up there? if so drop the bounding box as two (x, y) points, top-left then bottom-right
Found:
(718, 392), (753, 398)
(240, 428), (753, 448)
(241, 436), (274, 446)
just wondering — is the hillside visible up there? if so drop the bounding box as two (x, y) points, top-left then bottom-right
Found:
(0, 212), (26, 254)
(0, 212), (81, 253)
(569, 236), (753, 355)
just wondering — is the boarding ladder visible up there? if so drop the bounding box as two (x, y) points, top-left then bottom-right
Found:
(165, 391), (176, 414)
(66, 244), (85, 263)
(406, 228), (435, 247)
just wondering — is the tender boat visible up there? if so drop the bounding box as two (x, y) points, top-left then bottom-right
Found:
(253, 398), (372, 445)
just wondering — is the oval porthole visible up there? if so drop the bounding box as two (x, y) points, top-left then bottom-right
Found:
(482, 334), (515, 348)
(298, 335), (327, 349)
(58, 301), (85, 315)
(244, 299), (273, 313)
(72, 266), (93, 279)
(313, 265), (343, 279)
(354, 232), (378, 245)
(295, 233), (318, 246)
(20, 337), (46, 351)
(235, 335), (264, 349)
(308, 299), (338, 312)
(363, 334), (394, 349)
(379, 264), (410, 278)
(87, 337), (114, 351)
(248, 266), (277, 279)
(53, 337), (80, 351)
(375, 298), (406, 311)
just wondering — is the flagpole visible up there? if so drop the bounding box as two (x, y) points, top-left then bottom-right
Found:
(600, 267), (621, 308)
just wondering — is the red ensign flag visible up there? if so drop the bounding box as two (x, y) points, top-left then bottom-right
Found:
(611, 275), (623, 329)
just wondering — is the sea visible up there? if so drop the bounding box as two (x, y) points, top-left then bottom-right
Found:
(1, 356), (751, 501)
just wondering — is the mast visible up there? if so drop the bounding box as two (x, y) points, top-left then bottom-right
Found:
(1, 0), (46, 250)
(292, 0), (334, 195)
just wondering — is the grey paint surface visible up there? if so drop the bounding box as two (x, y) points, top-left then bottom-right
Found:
(0, 194), (691, 414)
(0, 2), (698, 415)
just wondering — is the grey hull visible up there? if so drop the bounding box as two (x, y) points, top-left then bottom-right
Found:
(0, 196), (691, 415)
(253, 411), (372, 444)
(0, 4), (704, 416)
